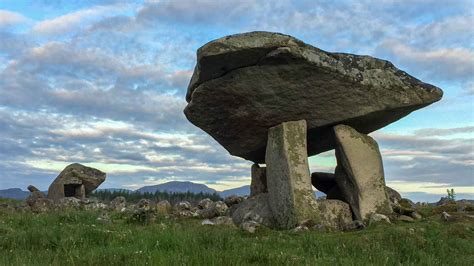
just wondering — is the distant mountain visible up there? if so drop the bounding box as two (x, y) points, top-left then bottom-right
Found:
(219, 185), (250, 198)
(0, 188), (30, 200)
(97, 188), (133, 193)
(136, 181), (217, 194)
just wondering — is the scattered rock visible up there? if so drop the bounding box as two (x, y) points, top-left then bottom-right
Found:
(214, 201), (228, 216)
(266, 120), (320, 229)
(174, 201), (195, 218)
(334, 125), (392, 221)
(137, 199), (152, 211)
(198, 198), (214, 210)
(232, 193), (276, 227)
(318, 199), (353, 230)
(30, 198), (54, 213)
(109, 196), (127, 212)
(343, 220), (365, 231)
(292, 225), (309, 232)
(174, 201), (192, 211)
(97, 212), (111, 224)
(201, 219), (215, 226)
(398, 215), (415, 223)
(25, 185), (47, 208)
(224, 195), (244, 207)
(441, 211), (452, 221)
(57, 197), (81, 209)
(411, 212), (422, 220)
(385, 186), (402, 205)
(369, 213), (391, 225)
(241, 221), (261, 233)
(212, 216), (234, 226)
(436, 197), (454, 206)
(47, 163), (106, 202)
(156, 200), (172, 215)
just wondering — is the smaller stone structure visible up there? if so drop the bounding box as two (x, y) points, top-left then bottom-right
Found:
(47, 163), (106, 201)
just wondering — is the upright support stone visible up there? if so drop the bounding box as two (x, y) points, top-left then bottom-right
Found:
(266, 120), (320, 229)
(333, 124), (392, 221)
(250, 164), (267, 197)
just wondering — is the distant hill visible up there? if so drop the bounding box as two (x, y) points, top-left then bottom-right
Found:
(97, 188), (133, 193)
(0, 188), (30, 200)
(136, 181), (217, 194)
(219, 185), (250, 197)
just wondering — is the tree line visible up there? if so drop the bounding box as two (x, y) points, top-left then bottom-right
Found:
(90, 189), (223, 205)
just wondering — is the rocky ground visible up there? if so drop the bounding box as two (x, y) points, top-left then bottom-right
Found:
(0, 196), (473, 265)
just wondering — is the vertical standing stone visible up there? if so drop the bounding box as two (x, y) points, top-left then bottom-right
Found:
(334, 124), (392, 221)
(250, 164), (267, 197)
(266, 120), (320, 229)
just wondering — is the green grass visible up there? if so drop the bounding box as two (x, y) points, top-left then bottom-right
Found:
(0, 203), (473, 265)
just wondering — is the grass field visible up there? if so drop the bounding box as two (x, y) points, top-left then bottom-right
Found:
(0, 201), (473, 265)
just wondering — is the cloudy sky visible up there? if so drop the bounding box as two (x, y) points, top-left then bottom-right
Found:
(0, 0), (472, 202)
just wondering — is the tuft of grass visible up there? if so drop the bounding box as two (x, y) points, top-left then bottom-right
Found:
(0, 202), (473, 265)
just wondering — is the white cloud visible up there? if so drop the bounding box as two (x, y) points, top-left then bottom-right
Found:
(378, 40), (474, 81)
(31, 5), (124, 35)
(0, 10), (27, 27)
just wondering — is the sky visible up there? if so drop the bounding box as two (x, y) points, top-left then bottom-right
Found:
(0, 0), (472, 202)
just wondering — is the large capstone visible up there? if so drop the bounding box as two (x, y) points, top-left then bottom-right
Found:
(47, 163), (106, 202)
(184, 31), (443, 163)
(265, 120), (320, 229)
(333, 125), (392, 221)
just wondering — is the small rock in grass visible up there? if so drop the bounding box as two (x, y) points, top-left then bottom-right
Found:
(369, 213), (391, 225)
(398, 215), (415, 223)
(441, 211), (452, 221)
(241, 221), (260, 233)
(411, 212), (422, 220)
(201, 219), (215, 226)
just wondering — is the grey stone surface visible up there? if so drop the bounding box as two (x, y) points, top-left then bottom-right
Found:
(109, 196), (127, 212)
(231, 193), (275, 228)
(317, 199), (353, 230)
(184, 31), (443, 162)
(250, 163), (267, 196)
(266, 120), (320, 229)
(47, 163), (106, 201)
(334, 125), (392, 221)
(386, 186), (402, 205)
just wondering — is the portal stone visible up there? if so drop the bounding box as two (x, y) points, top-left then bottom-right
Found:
(265, 120), (320, 229)
(333, 124), (392, 221)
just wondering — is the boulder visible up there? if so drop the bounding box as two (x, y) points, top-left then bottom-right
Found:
(224, 195), (244, 207)
(137, 199), (152, 211)
(212, 216), (235, 226)
(214, 201), (229, 216)
(369, 213), (391, 224)
(25, 185), (47, 208)
(198, 198), (215, 210)
(250, 164), (267, 196)
(232, 193), (276, 227)
(156, 200), (172, 215)
(184, 31), (443, 163)
(334, 125), (392, 221)
(240, 221), (261, 233)
(29, 198), (54, 213)
(47, 163), (106, 201)
(109, 196), (127, 212)
(317, 199), (353, 230)
(266, 120), (320, 229)
(57, 197), (81, 209)
(398, 215), (415, 223)
(385, 186), (402, 205)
